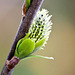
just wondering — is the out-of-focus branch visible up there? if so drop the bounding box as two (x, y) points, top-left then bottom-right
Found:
(1, 0), (44, 75)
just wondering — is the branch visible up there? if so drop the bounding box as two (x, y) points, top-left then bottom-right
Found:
(1, 0), (44, 75)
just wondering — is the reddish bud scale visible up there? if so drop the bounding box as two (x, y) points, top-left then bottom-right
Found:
(6, 56), (20, 70)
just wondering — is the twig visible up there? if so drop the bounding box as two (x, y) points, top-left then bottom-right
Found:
(1, 0), (44, 75)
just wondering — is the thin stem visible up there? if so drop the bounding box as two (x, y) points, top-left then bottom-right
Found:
(1, 0), (44, 75)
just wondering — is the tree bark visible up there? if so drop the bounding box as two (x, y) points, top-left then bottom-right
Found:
(1, 0), (44, 75)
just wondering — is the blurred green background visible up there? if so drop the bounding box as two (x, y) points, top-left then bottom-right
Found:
(0, 0), (75, 75)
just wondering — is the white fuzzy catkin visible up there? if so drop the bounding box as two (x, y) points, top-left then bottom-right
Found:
(28, 9), (53, 48)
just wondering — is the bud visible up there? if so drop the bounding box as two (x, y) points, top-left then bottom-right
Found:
(14, 9), (53, 60)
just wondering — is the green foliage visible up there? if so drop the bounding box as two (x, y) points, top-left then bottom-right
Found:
(32, 38), (46, 53)
(15, 39), (35, 59)
(26, 0), (31, 10)
(24, 55), (54, 60)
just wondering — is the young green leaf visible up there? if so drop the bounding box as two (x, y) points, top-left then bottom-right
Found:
(32, 38), (46, 53)
(15, 39), (35, 59)
(26, 0), (31, 10)
(24, 55), (54, 60)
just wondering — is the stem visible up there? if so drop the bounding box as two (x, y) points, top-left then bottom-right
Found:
(1, 0), (44, 75)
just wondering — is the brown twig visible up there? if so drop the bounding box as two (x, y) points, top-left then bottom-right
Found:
(1, 0), (44, 75)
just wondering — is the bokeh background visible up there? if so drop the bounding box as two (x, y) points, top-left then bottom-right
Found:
(0, 0), (75, 75)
